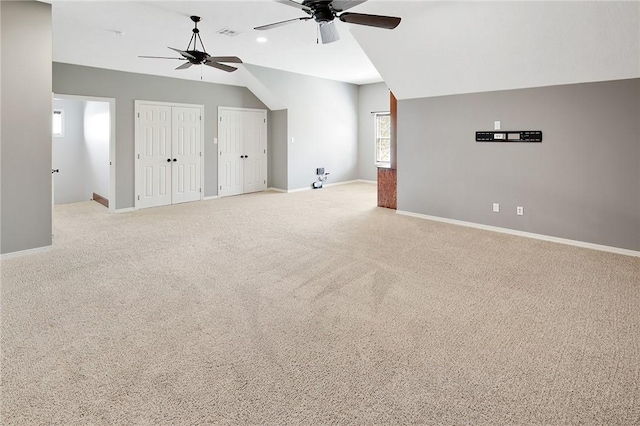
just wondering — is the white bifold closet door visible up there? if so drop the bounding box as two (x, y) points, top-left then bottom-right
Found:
(137, 104), (201, 209)
(218, 108), (267, 197)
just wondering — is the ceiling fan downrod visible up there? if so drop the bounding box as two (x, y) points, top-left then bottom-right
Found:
(187, 15), (206, 56)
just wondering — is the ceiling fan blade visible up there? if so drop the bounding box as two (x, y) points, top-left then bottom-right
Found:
(255, 16), (312, 31)
(205, 62), (238, 73)
(330, 0), (367, 12)
(274, 0), (312, 12)
(339, 12), (401, 29)
(206, 56), (243, 64)
(175, 62), (193, 70)
(139, 56), (185, 60)
(168, 47), (196, 60)
(319, 21), (340, 44)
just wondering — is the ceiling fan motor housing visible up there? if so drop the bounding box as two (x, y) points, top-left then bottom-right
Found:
(304, 0), (335, 22)
(314, 7), (334, 22)
(186, 51), (207, 64)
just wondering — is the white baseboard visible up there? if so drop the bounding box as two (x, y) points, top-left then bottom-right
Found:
(267, 187), (287, 193)
(326, 179), (376, 186)
(1, 245), (52, 260)
(397, 210), (640, 258)
(114, 207), (134, 214)
(288, 181), (355, 192)
(287, 186), (312, 193)
(203, 195), (219, 201)
(286, 179), (374, 193)
(324, 179), (360, 188)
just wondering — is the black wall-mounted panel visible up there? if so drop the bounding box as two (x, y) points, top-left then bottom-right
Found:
(476, 131), (542, 143)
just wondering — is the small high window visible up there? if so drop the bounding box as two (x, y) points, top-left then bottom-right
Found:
(374, 112), (391, 166)
(52, 109), (64, 137)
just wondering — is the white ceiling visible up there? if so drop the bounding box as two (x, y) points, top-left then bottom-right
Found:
(50, 1), (640, 99)
(51, 0), (387, 86)
(353, 1), (640, 99)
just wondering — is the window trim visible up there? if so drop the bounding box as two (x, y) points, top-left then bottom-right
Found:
(374, 111), (391, 167)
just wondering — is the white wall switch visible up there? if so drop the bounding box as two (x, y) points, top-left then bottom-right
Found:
(517, 206), (524, 216)
(494, 121), (501, 130)
(493, 203), (500, 213)
(214, 137), (218, 145)
(291, 137), (295, 144)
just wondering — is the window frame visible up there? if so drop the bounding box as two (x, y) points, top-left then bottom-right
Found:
(374, 112), (391, 167)
(52, 109), (65, 137)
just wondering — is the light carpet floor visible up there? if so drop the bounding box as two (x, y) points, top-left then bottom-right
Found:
(1, 183), (639, 424)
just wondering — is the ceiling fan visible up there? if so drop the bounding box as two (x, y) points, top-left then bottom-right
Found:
(255, 0), (401, 44)
(139, 16), (242, 72)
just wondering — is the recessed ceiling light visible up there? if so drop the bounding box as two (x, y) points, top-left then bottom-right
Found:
(256, 37), (267, 43)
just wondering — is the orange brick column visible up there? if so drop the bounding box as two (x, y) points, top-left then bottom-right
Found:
(377, 91), (397, 209)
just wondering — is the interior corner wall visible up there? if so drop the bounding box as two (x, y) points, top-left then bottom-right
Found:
(52, 63), (269, 208)
(397, 78), (640, 251)
(244, 65), (359, 191)
(269, 110), (288, 190)
(1, 1), (52, 255)
(358, 82), (390, 182)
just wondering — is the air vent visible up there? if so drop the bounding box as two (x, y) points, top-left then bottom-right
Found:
(216, 28), (240, 37)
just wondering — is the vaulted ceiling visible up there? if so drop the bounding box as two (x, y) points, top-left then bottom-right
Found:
(49, 1), (639, 100)
(51, 0), (384, 86)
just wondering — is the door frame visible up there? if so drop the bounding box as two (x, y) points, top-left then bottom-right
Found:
(134, 100), (205, 210)
(217, 106), (268, 198)
(53, 93), (116, 213)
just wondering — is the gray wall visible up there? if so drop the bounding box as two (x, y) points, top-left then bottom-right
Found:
(245, 65), (359, 190)
(269, 110), (288, 190)
(358, 82), (390, 182)
(398, 78), (640, 251)
(53, 63), (269, 208)
(1, 1), (52, 255)
(52, 99), (90, 204)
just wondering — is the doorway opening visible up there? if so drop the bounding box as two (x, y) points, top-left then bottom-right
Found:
(52, 94), (116, 213)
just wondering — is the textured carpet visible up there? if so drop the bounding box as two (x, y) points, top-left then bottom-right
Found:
(1, 183), (639, 424)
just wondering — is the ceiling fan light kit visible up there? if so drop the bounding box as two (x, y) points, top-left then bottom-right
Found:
(255, 0), (401, 44)
(139, 15), (243, 73)
(319, 21), (340, 44)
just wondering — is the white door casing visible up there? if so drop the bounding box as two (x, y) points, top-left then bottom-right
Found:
(172, 107), (201, 204)
(218, 107), (267, 197)
(138, 104), (172, 209)
(52, 94), (116, 213)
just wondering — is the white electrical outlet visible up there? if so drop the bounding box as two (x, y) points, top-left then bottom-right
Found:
(214, 137), (218, 145)
(493, 203), (500, 213)
(517, 206), (524, 216)
(494, 121), (501, 130)
(291, 137), (295, 144)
